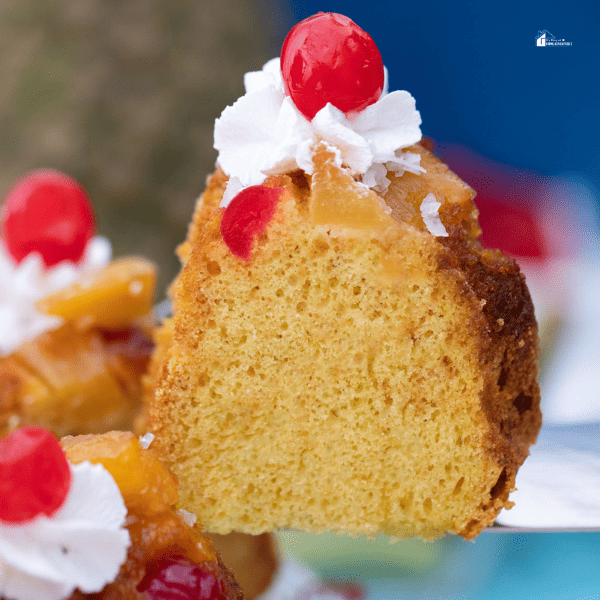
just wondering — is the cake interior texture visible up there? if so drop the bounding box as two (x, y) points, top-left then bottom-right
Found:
(148, 143), (541, 540)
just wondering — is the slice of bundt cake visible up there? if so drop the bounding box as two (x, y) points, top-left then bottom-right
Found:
(147, 144), (540, 540)
(147, 12), (541, 540)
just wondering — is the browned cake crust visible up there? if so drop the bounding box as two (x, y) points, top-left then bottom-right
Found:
(437, 233), (540, 537)
(147, 143), (541, 540)
(207, 532), (278, 599)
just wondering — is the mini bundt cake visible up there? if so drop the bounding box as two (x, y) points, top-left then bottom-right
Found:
(0, 170), (157, 439)
(146, 13), (541, 540)
(0, 426), (244, 600)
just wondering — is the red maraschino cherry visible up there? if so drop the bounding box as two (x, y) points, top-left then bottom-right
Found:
(0, 426), (72, 524)
(280, 12), (385, 120)
(1, 169), (95, 268)
(221, 185), (284, 260)
(137, 552), (227, 600)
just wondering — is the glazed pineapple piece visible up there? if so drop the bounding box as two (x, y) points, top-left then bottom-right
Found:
(38, 257), (156, 331)
(61, 431), (244, 600)
(0, 258), (156, 438)
(383, 143), (480, 237)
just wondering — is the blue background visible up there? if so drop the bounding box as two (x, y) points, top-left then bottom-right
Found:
(271, 0), (600, 201)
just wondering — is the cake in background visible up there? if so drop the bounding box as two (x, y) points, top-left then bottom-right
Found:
(0, 0), (282, 295)
(147, 12), (541, 540)
(0, 171), (157, 438)
(0, 426), (244, 600)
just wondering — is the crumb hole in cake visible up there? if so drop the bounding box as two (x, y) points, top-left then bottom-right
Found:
(312, 237), (330, 255)
(206, 261), (221, 276)
(367, 355), (377, 385)
(498, 366), (509, 391)
(296, 301), (307, 313)
(276, 288), (284, 297)
(399, 491), (413, 511)
(513, 393), (533, 416)
(207, 319), (216, 329)
(329, 277), (339, 287)
(384, 395), (393, 406)
(247, 483), (255, 493)
(423, 498), (432, 514)
(453, 477), (465, 495)
(247, 366), (255, 376)
(490, 468), (509, 501)
(353, 285), (362, 295)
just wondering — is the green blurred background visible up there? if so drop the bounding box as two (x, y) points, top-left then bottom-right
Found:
(0, 0), (287, 294)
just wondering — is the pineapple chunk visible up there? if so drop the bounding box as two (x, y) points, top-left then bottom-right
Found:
(309, 142), (395, 230)
(63, 430), (178, 513)
(37, 257), (157, 330)
(384, 144), (480, 237)
(0, 325), (151, 438)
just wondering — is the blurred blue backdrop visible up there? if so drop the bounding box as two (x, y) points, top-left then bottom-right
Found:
(268, 0), (600, 205)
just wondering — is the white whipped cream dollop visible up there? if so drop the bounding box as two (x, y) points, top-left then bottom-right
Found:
(0, 237), (112, 356)
(215, 58), (424, 206)
(0, 460), (130, 600)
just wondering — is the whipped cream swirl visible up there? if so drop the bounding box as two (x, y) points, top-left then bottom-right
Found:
(0, 237), (112, 356)
(215, 58), (424, 205)
(0, 461), (130, 600)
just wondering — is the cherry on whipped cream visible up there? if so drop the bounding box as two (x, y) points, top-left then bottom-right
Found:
(221, 185), (284, 260)
(1, 169), (95, 268)
(280, 12), (385, 121)
(0, 425), (72, 523)
(137, 552), (227, 600)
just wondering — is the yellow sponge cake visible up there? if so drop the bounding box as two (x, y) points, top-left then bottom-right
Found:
(147, 142), (540, 540)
